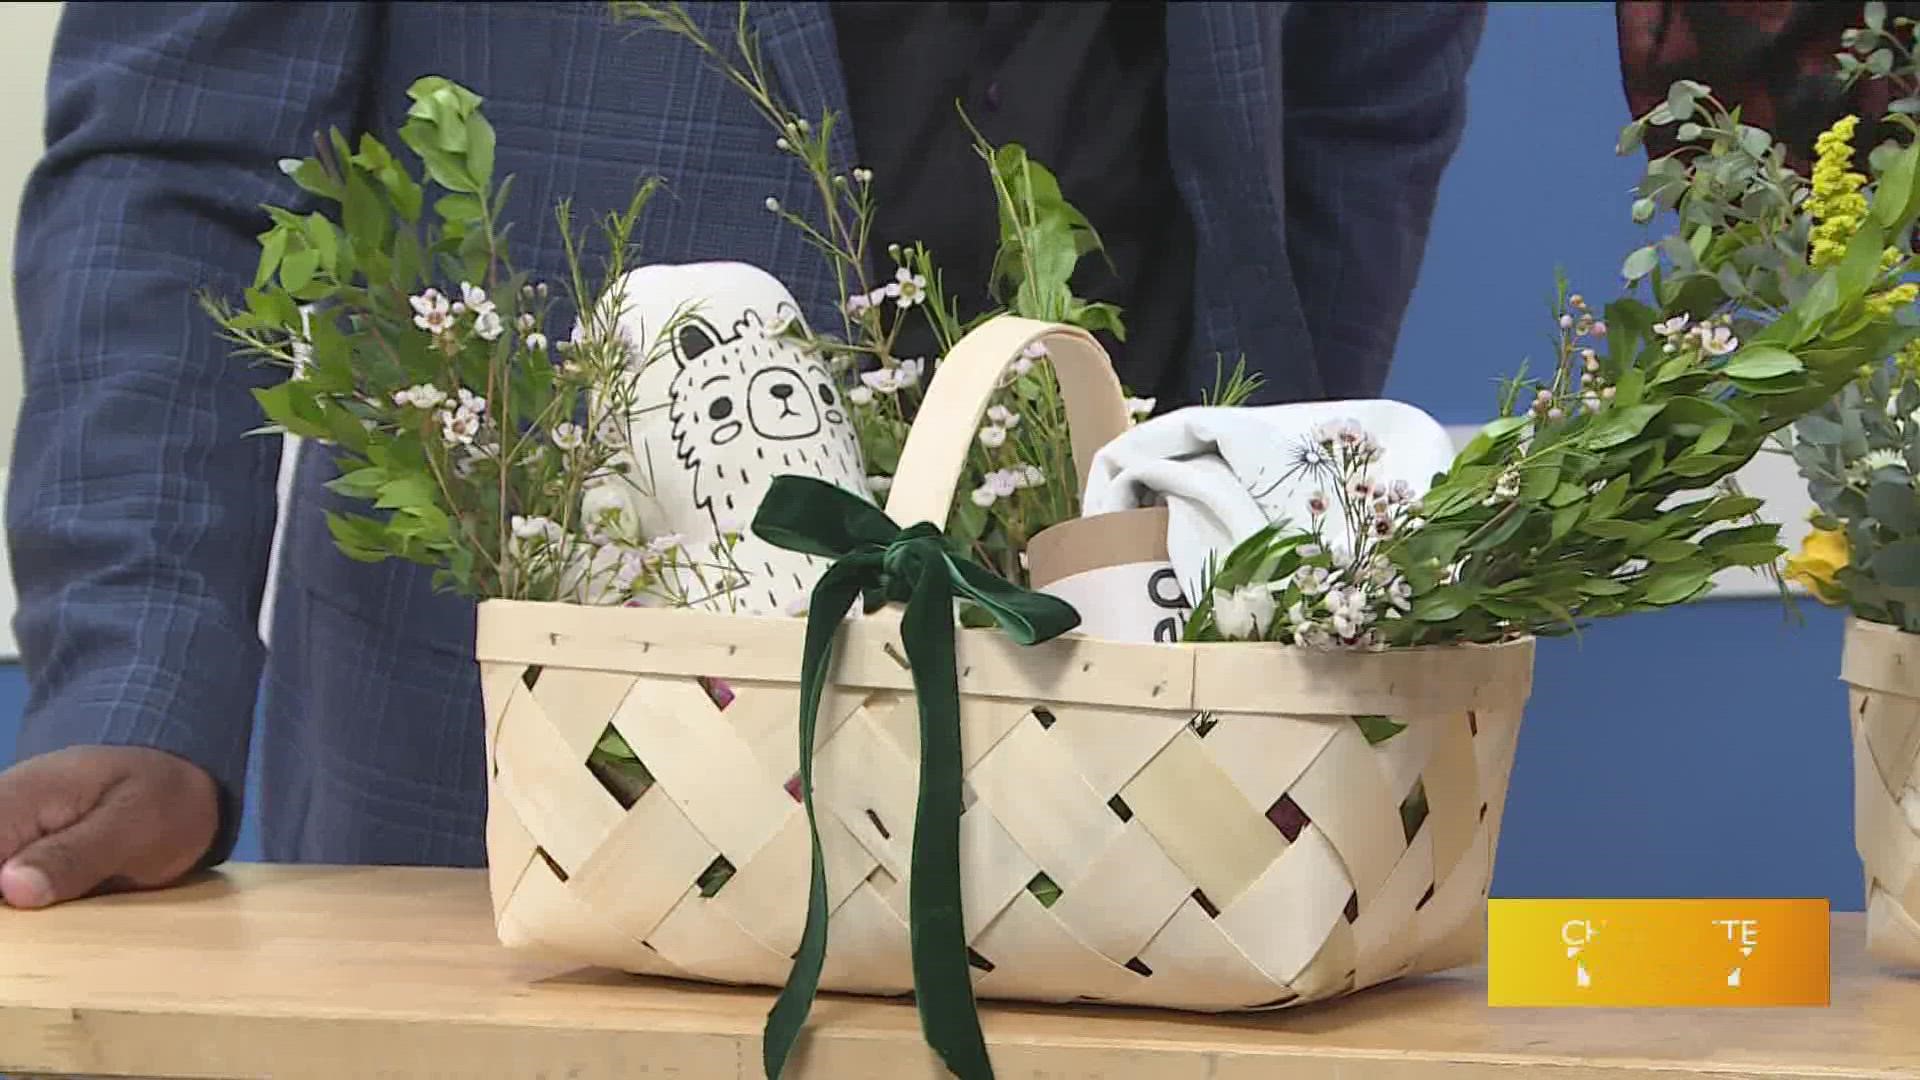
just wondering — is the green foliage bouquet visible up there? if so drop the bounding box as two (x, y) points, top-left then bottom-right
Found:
(1781, 3), (1920, 631)
(203, 78), (757, 609)
(1190, 10), (1920, 647)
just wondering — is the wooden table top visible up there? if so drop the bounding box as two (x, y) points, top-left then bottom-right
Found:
(0, 864), (1914, 1079)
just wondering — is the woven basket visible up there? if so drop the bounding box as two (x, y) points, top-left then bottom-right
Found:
(477, 316), (1535, 1016)
(1842, 616), (1920, 967)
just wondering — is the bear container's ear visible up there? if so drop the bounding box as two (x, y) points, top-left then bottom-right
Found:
(675, 319), (719, 367)
(775, 300), (807, 335)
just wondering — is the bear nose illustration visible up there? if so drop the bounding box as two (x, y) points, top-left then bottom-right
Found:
(769, 382), (795, 400)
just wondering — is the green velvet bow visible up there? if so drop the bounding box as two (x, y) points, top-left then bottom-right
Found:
(750, 474), (1082, 1080)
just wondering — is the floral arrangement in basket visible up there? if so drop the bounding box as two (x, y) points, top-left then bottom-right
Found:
(1186, 63), (1919, 653)
(1765, 3), (1920, 969)
(1781, 8), (1920, 624)
(202, 1), (1920, 1077)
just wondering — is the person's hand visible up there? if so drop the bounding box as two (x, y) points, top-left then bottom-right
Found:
(0, 746), (218, 909)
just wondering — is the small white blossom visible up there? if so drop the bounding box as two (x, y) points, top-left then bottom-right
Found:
(1366, 554), (1397, 587)
(970, 486), (998, 508)
(581, 485), (628, 538)
(1125, 396), (1157, 419)
(1295, 565), (1331, 595)
(1592, 321), (1608, 337)
(986, 469), (1021, 498)
(1558, 314), (1574, 330)
(887, 265), (928, 308)
(474, 308), (504, 342)
(765, 196), (782, 213)
(510, 514), (566, 550)
(551, 422), (585, 451)
(986, 404), (1021, 428)
(1020, 465), (1045, 488)
(410, 288), (454, 335)
(456, 388), (487, 415)
(848, 385), (875, 407)
(846, 292), (873, 316)
(459, 282), (493, 315)
(897, 356), (927, 386)
(1653, 313), (1691, 338)
(776, 136), (791, 151)
(440, 408), (481, 445)
(978, 424), (1008, 449)
(1699, 325), (1739, 356)
(852, 167), (873, 184)
(526, 332), (549, 352)
(518, 312), (537, 332)
(1388, 578), (1413, 612)
(1212, 585), (1277, 641)
(643, 532), (686, 558)
(606, 548), (648, 594)
(393, 383), (447, 409)
(1486, 467), (1522, 505)
(1853, 448), (1906, 477)
(859, 369), (904, 395)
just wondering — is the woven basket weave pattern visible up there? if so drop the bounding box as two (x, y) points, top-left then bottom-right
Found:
(1843, 618), (1920, 967)
(479, 600), (1532, 1011)
(479, 315), (1535, 1014)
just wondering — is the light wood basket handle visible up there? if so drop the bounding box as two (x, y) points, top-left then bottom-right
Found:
(882, 317), (1132, 529)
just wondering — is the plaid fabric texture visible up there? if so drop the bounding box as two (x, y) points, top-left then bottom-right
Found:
(8, 2), (1481, 868)
(1616, 1), (1920, 172)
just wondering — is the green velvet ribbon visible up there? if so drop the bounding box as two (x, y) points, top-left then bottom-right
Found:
(750, 475), (1081, 1080)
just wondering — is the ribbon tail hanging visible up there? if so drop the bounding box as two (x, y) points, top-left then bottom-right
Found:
(902, 564), (995, 1080)
(762, 562), (870, 1079)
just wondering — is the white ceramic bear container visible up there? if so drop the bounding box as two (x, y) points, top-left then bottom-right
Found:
(582, 261), (871, 615)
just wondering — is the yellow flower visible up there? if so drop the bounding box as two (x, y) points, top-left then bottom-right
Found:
(1868, 282), (1920, 317)
(1809, 115), (1868, 269)
(1784, 525), (1850, 605)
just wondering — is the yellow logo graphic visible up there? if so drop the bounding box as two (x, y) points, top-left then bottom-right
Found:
(1487, 899), (1828, 1007)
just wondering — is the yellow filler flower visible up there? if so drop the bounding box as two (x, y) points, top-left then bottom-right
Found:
(1784, 525), (1850, 605)
(1809, 115), (1868, 269)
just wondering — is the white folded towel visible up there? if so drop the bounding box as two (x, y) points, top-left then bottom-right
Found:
(1081, 400), (1457, 602)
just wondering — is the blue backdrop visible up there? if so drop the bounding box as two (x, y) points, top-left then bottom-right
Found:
(0, 3), (1868, 905)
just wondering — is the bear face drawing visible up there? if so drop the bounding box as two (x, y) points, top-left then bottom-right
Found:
(666, 307), (867, 528)
(582, 261), (872, 616)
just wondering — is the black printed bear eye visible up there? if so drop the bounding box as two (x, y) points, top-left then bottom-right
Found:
(817, 383), (837, 407)
(708, 397), (735, 422)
